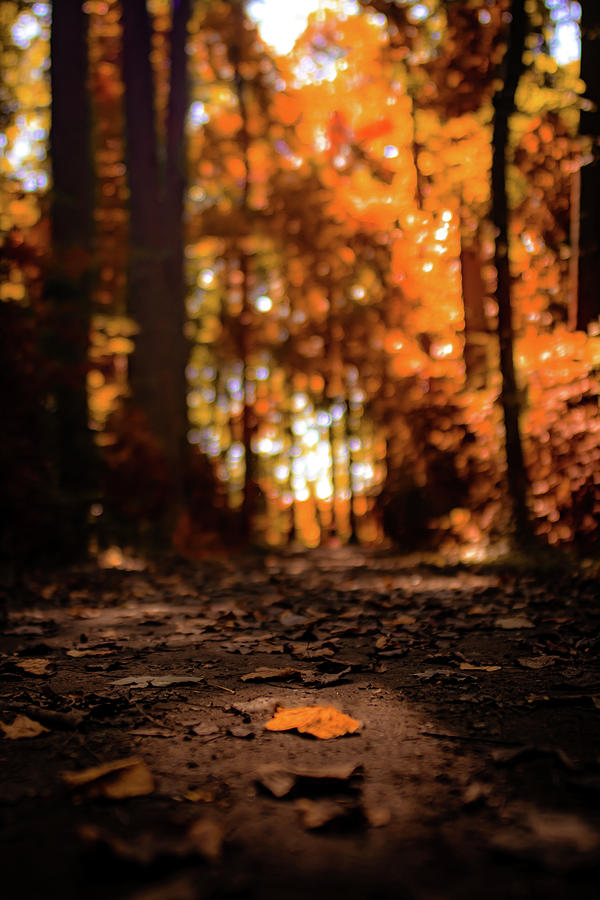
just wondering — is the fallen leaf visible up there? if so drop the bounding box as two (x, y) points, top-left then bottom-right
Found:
(1, 715), (49, 739)
(191, 723), (220, 737)
(63, 757), (154, 798)
(240, 667), (301, 682)
(363, 805), (391, 827)
(492, 745), (577, 771)
(231, 697), (280, 718)
(389, 614), (417, 626)
(495, 616), (534, 630)
(186, 818), (224, 861)
(460, 663), (502, 672)
(111, 675), (204, 687)
(518, 656), (556, 669)
(129, 728), (175, 738)
(300, 666), (352, 686)
(227, 725), (254, 739)
(67, 648), (114, 658)
(462, 781), (491, 806)
(295, 797), (362, 830)
(184, 788), (214, 802)
(14, 658), (54, 676)
(257, 761), (363, 798)
(78, 817), (223, 864)
(265, 705), (361, 739)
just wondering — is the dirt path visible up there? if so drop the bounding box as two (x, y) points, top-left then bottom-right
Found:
(1, 549), (599, 899)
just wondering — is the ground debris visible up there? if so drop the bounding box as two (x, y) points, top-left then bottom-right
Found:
(62, 757), (154, 798)
(0, 714), (49, 739)
(256, 761), (363, 798)
(78, 817), (224, 865)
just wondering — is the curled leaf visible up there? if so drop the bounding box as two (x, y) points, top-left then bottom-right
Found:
(62, 756), (154, 798)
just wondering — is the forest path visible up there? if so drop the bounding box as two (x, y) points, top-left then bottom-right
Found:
(1, 549), (599, 899)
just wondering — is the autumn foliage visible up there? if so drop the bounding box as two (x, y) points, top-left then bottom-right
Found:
(1, 0), (598, 559)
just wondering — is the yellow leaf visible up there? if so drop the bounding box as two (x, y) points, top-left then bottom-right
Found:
(265, 705), (361, 740)
(62, 757), (154, 798)
(1, 716), (49, 739)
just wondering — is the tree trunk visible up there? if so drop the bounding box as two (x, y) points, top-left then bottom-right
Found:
(577, 0), (600, 331)
(491, 0), (530, 541)
(460, 231), (489, 388)
(231, 2), (256, 540)
(121, 0), (190, 535)
(48, 0), (95, 558)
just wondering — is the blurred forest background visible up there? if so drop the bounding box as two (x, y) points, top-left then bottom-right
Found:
(1, 0), (599, 567)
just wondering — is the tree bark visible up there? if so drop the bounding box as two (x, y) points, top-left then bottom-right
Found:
(577, 0), (600, 331)
(121, 0), (190, 535)
(460, 232), (489, 388)
(491, 0), (530, 541)
(231, 1), (257, 539)
(48, 0), (95, 558)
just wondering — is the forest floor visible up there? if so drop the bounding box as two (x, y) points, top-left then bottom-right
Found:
(1, 547), (600, 900)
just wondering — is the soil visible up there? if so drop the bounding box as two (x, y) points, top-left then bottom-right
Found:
(1, 547), (599, 900)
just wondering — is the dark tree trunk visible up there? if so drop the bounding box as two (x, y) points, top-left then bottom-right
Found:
(231, 1), (257, 540)
(460, 232), (489, 388)
(577, 0), (600, 331)
(491, 0), (530, 541)
(121, 0), (190, 535)
(48, 0), (95, 558)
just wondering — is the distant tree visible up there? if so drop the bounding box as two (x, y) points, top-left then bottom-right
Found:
(121, 0), (190, 539)
(577, 0), (600, 330)
(47, 0), (95, 558)
(490, 0), (531, 541)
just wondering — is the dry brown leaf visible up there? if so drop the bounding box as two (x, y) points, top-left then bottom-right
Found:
(460, 662), (502, 672)
(295, 797), (349, 829)
(63, 756), (154, 798)
(495, 615), (534, 630)
(389, 614), (417, 626)
(265, 705), (361, 739)
(66, 648), (114, 658)
(111, 675), (204, 687)
(78, 817), (223, 865)
(257, 761), (362, 797)
(518, 656), (556, 670)
(240, 667), (301, 682)
(186, 818), (224, 861)
(184, 788), (214, 803)
(363, 805), (391, 827)
(1, 715), (49, 739)
(14, 658), (54, 675)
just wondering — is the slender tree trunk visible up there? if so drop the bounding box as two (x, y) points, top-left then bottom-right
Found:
(231, 2), (256, 539)
(460, 229), (488, 388)
(577, 0), (600, 330)
(165, 0), (191, 511)
(48, 0), (95, 558)
(491, 0), (530, 541)
(121, 0), (190, 535)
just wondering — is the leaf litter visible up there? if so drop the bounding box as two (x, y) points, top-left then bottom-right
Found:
(2, 555), (600, 897)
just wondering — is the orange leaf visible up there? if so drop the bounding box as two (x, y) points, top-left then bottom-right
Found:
(265, 705), (361, 739)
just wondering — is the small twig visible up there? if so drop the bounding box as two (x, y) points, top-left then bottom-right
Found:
(205, 681), (235, 694)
